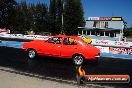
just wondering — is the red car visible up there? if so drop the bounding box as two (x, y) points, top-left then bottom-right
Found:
(23, 35), (100, 65)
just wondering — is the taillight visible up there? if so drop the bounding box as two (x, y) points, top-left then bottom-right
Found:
(95, 53), (100, 58)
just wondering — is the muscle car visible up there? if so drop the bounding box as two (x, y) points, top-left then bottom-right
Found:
(23, 35), (100, 65)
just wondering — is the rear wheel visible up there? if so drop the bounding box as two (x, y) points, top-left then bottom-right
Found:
(27, 49), (37, 60)
(72, 55), (84, 66)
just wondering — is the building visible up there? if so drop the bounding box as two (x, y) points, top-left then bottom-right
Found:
(78, 17), (126, 41)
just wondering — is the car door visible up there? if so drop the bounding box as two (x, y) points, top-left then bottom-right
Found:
(60, 37), (78, 58)
(42, 37), (62, 56)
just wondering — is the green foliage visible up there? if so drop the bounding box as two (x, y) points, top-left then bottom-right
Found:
(64, 0), (84, 35)
(49, 0), (63, 34)
(0, 0), (84, 35)
(0, 0), (16, 28)
(124, 27), (132, 37)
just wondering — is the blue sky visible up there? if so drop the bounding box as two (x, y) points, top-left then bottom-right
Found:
(17, 0), (132, 27)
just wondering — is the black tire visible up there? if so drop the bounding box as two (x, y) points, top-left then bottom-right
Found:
(27, 49), (37, 60)
(72, 55), (84, 66)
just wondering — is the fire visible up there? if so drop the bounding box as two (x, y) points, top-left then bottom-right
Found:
(78, 66), (86, 76)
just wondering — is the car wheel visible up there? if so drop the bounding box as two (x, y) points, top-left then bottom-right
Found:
(27, 49), (37, 60)
(73, 55), (84, 65)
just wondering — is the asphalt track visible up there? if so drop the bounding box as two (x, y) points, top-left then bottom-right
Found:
(0, 46), (132, 88)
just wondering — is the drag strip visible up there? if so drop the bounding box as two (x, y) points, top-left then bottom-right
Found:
(0, 67), (115, 88)
(0, 66), (76, 85)
(0, 47), (132, 88)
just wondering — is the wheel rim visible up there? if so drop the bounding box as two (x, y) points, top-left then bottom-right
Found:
(73, 56), (83, 65)
(28, 50), (36, 59)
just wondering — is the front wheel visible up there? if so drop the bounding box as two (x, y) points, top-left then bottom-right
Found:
(72, 55), (84, 66)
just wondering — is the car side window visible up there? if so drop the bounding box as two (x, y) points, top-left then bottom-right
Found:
(48, 37), (62, 44)
(63, 38), (77, 45)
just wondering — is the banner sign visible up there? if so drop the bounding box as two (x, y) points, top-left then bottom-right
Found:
(95, 46), (109, 53)
(92, 39), (113, 45)
(92, 39), (132, 47)
(109, 47), (132, 55)
(114, 41), (132, 47)
(24, 35), (50, 40)
(88, 17), (122, 21)
(0, 34), (50, 40)
(99, 17), (112, 21)
(0, 28), (10, 33)
(0, 33), (10, 37)
(88, 17), (99, 20)
(112, 18), (122, 21)
(10, 34), (24, 39)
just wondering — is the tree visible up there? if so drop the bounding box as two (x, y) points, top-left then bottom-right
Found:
(49, 0), (84, 35)
(49, 0), (56, 34)
(49, 0), (56, 19)
(0, 0), (16, 28)
(34, 3), (48, 33)
(10, 1), (49, 34)
(49, 0), (63, 34)
(64, 0), (84, 35)
(56, 0), (63, 33)
(124, 27), (132, 37)
(0, 0), (84, 35)
(10, 1), (29, 33)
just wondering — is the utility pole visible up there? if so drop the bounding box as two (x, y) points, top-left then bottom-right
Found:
(61, 0), (64, 33)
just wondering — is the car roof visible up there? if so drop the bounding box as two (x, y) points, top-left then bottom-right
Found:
(52, 35), (82, 41)
(53, 35), (78, 38)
